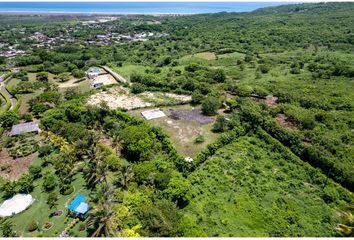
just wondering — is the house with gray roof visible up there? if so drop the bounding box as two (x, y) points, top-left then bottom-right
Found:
(9, 122), (40, 136)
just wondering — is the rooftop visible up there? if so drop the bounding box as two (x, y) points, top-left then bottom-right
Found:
(67, 195), (89, 215)
(9, 122), (40, 136)
(141, 109), (166, 120)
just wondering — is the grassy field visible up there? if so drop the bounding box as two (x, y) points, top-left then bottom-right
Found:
(111, 64), (150, 80)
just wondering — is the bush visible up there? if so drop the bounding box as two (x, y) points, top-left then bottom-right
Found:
(26, 220), (38, 232)
(191, 91), (204, 104)
(43, 171), (57, 192)
(61, 184), (74, 195)
(29, 165), (42, 179)
(201, 96), (221, 116)
(0, 111), (20, 128)
(131, 83), (146, 94)
(212, 116), (228, 132)
(72, 69), (85, 79)
(36, 72), (48, 82)
(258, 64), (270, 74)
(194, 135), (205, 144)
(21, 113), (33, 122)
(38, 144), (54, 157)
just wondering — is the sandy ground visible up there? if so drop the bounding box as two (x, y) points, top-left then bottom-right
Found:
(87, 86), (191, 110)
(92, 74), (117, 86)
(0, 149), (37, 181)
(87, 91), (153, 110)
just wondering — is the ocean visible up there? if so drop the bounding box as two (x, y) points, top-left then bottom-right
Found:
(0, 2), (292, 14)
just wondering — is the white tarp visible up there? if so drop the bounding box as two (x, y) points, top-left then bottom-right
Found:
(0, 194), (33, 217)
(141, 109), (166, 120)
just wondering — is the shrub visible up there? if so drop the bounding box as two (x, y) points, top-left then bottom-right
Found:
(61, 184), (74, 195)
(72, 69), (85, 79)
(36, 72), (48, 82)
(201, 96), (221, 116)
(194, 135), (205, 144)
(78, 223), (86, 232)
(212, 116), (229, 133)
(26, 220), (38, 232)
(21, 113), (33, 122)
(42, 171), (57, 192)
(191, 91), (204, 104)
(0, 111), (20, 128)
(29, 165), (42, 179)
(38, 144), (54, 157)
(131, 83), (146, 94)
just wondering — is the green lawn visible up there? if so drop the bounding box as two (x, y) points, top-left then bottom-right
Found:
(10, 162), (90, 237)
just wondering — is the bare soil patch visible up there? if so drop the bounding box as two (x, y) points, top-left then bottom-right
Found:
(92, 74), (117, 86)
(0, 149), (37, 181)
(58, 78), (87, 88)
(87, 86), (191, 110)
(276, 113), (297, 129)
(251, 95), (278, 108)
(169, 109), (214, 124)
(87, 91), (153, 110)
(265, 96), (278, 107)
(129, 105), (218, 157)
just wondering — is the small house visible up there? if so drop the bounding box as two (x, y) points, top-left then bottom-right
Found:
(9, 122), (40, 136)
(87, 67), (103, 79)
(67, 195), (89, 219)
(141, 109), (166, 120)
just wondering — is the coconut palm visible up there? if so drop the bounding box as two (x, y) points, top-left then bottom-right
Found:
(336, 211), (354, 237)
(83, 141), (109, 189)
(87, 198), (114, 237)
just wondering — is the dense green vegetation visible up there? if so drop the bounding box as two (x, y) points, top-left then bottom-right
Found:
(0, 2), (354, 237)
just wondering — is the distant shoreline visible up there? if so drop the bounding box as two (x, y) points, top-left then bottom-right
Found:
(0, 10), (196, 16)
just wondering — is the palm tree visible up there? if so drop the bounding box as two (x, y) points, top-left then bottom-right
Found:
(115, 163), (134, 190)
(336, 211), (354, 236)
(87, 196), (115, 237)
(83, 142), (112, 190)
(111, 132), (121, 155)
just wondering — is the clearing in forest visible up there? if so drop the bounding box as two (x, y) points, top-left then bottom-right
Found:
(0, 149), (37, 181)
(87, 86), (191, 110)
(194, 52), (217, 60)
(130, 105), (218, 157)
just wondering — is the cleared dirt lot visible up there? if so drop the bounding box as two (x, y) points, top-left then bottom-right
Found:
(87, 86), (191, 110)
(130, 105), (218, 157)
(92, 74), (117, 86)
(0, 149), (37, 181)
